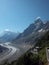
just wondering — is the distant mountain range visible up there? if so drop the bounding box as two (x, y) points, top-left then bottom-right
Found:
(0, 30), (20, 43)
(12, 17), (49, 45)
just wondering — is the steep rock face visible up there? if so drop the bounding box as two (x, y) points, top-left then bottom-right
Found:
(12, 18), (49, 44)
(23, 19), (44, 37)
(33, 18), (44, 31)
(16, 18), (44, 38)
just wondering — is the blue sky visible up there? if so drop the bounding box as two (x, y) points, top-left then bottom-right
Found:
(0, 0), (49, 33)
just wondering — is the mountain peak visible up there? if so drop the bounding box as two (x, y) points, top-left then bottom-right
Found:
(34, 17), (43, 25)
(0, 30), (20, 43)
(35, 17), (41, 20)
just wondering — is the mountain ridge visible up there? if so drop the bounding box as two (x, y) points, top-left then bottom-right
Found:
(12, 18), (49, 45)
(0, 30), (20, 43)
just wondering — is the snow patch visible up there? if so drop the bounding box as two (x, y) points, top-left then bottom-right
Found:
(38, 29), (45, 32)
(38, 29), (43, 32)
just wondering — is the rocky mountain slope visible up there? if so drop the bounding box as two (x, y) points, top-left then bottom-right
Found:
(12, 18), (49, 45)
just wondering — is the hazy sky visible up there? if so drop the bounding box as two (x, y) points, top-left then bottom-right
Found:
(0, 0), (49, 33)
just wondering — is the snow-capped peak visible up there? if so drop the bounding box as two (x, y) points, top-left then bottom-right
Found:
(0, 29), (16, 37)
(35, 17), (41, 20)
(35, 17), (43, 25)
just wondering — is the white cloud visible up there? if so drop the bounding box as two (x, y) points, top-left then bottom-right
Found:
(5, 29), (10, 31)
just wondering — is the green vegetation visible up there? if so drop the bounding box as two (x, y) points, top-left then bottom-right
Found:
(16, 52), (39, 65)
(36, 31), (49, 47)
(35, 31), (49, 65)
(38, 47), (47, 65)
